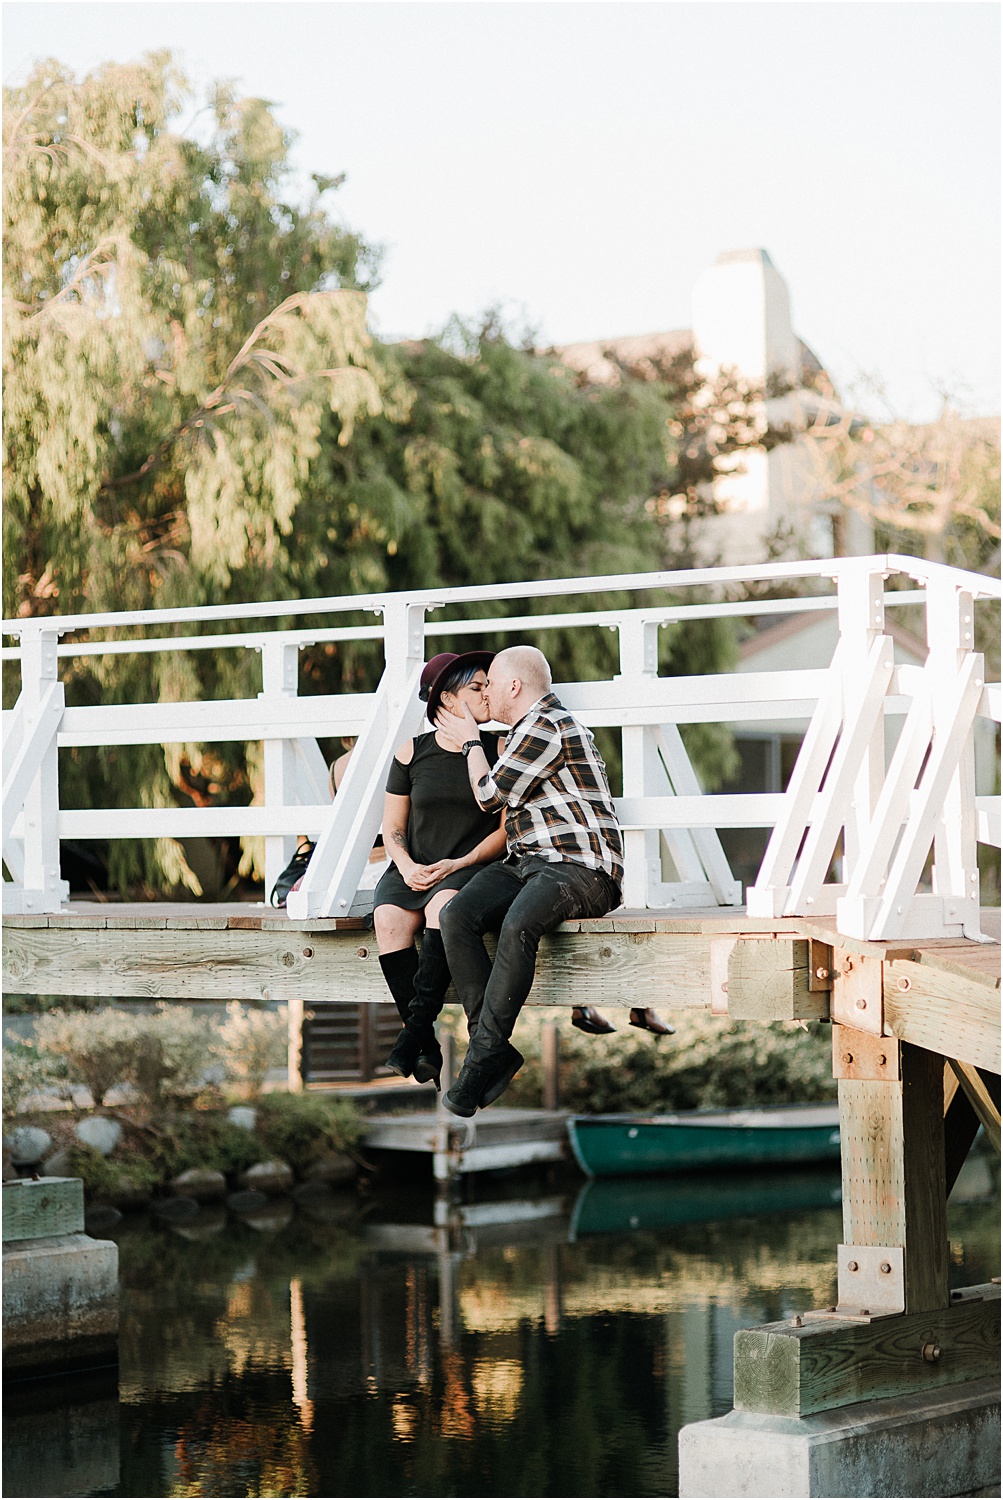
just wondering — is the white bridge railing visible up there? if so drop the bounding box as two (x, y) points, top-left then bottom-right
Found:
(3, 555), (1000, 942)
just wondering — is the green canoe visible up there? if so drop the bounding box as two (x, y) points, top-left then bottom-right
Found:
(567, 1104), (841, 1179)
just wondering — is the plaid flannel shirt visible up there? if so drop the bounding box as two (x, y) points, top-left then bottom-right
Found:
(475, 693), (624, 886)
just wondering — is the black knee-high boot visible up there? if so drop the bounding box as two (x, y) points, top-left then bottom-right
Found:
(386, 929), (451, 1087)
(378, 946), (420, 1026)
(409, 929), (451, 1085)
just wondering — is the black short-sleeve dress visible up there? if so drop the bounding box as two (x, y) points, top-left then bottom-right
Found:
(373, 730), (502, 912)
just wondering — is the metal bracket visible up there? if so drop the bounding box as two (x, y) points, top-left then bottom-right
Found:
(831, 951), (884, 1036)
(832, 1025), (900, 1081)
(808, 939), (834, 991)
(836, 1243), (905, 1315)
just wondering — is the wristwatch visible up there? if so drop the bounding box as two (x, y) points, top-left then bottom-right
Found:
(461, 739), (482, 756)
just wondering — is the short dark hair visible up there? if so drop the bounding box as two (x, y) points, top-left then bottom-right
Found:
(438, 662), (482, 699)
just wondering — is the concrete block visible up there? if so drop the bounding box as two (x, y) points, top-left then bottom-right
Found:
(678, 1377), (1000, 1499)
(3, 1232), (118, 1377)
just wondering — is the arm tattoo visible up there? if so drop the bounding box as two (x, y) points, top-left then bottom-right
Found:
(390, 828), (409, 851)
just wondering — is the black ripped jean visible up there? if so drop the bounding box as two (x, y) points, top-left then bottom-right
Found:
(439, 857), (620, 1066)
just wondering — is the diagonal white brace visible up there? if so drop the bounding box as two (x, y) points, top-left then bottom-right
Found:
(286, 665), (427, 918)
(785, 633), (895, 913)
(2, 681), (65, 848)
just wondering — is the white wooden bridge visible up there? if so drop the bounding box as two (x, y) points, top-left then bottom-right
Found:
(2, 552), (1001, 1497)
(3, 552), (999, 940)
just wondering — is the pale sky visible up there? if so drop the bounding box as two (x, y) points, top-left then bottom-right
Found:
(3, 1), (1000, 420)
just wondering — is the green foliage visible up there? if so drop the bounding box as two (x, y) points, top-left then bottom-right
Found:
(147, 1111), (266, 1178)
(1, 1041), (56, 1123)
(302, 326), (749, 789)
(255, 1090), (361, 1173)
(3, 56), (789, 893)
(29, 1006), (138, 1105)
(3, 53), (386, 620)
(67, 1143), (161, 1199)
(27, 1003), (214, 1109)
(2, 54), (394, 894)
(505, 1009), (836, 1113)
(125, 1004), (215, 1110)
(2, 992), (98, 1015)
(216, 1002), (287, 1098)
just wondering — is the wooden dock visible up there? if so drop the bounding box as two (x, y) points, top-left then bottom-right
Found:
(361, 1107), (569, 1182)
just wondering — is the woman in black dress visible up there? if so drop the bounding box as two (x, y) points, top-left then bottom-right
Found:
(375, 651), (507, 1087)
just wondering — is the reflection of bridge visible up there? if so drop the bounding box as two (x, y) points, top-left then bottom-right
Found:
(3, 553), (1001, 1497)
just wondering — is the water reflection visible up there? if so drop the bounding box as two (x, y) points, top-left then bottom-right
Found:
(3, 1155), (998, 1500)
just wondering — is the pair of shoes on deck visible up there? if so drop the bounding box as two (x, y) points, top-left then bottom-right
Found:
(442, 1044), (525, 1118)
(571, 1005), (675, 1037)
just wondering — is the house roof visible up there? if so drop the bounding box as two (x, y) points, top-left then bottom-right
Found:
(736, 610), (928, 670)
(552, 329), (826, 388)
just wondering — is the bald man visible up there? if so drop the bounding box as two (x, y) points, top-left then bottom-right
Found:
(434, 645), (624, 1115)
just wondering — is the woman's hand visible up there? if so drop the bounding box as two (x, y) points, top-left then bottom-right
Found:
(416, 857), (463, 887)
(401, 860), (439, 891)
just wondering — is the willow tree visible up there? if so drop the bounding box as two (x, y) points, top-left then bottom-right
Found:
(2, 55), (403, 891)
(3, 56), (775, 896)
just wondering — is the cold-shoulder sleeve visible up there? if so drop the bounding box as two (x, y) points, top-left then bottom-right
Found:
(385, 757), (412, 796)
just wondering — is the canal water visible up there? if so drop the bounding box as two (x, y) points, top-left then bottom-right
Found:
(5, 1155), (999, 1499)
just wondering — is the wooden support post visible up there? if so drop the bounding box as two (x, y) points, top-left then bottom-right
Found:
(358, 1002), (375, 1079)
(836, 1031), (948, 1314)
(542, 1021), (559, 1111)
(287, 997), (304, 1093)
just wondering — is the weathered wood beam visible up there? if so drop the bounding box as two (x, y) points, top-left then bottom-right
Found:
(733, 1284), (1001, 1419)
(837, 1037), (948, 1314)
(2, 923), (716, 1008)
(726, 937), (830, 1021)
(884, 955), (1001, 1074)
(947, 1059), (1002, 1155)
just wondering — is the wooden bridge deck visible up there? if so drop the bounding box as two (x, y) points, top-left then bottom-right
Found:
(4, 901), (998, 1074)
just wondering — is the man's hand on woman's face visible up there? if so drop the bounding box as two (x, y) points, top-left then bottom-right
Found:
(435, 704), (478, 747)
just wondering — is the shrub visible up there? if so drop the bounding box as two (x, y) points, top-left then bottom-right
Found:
(505, 1009), (836, 1113)
(150, 1113), (267, 1178)
(125, 1006), (215, 1111)
(216, 1003), (288, 1098)
(2, 1041), (56, 1123)
(256, 1092), (361, 1174)
(67, 1144), (161, 1201)
(30, 1008), (139, 1106)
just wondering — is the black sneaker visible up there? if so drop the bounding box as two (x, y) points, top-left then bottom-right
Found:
(479, 1044), (525, 1108)
(442, 1059), (490, 1118)
(270, 842), (315, 907)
